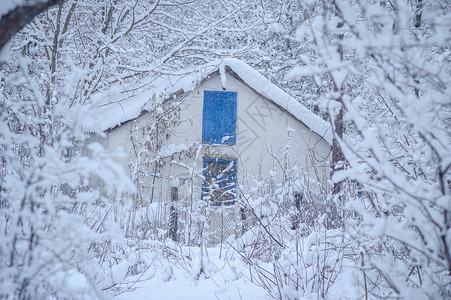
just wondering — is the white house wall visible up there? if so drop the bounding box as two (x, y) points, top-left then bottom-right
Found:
(103, 72), (330, 205)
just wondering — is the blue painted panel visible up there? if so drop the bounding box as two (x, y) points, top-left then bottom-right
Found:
(202, 91), (237, 144)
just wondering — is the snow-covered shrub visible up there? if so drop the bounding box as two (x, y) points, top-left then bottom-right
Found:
(286, 1), (451, 298)
(0, 58), (131, 299)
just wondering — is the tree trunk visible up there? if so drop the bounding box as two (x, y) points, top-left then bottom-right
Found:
(332, 22), (345, 196)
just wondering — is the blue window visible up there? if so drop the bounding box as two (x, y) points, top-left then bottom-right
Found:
(202, 91), (237, 144)
(202, 158), (236, 205)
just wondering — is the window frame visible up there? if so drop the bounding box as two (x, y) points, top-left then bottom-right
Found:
(202, 158), (237, 206)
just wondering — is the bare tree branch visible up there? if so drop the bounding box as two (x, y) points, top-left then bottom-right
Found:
(0, 0), (62, 51)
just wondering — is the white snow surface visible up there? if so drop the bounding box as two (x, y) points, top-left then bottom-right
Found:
(83, 64), (217, 132)
(85, 58), (331, 144)
(113, 246), (267, 300)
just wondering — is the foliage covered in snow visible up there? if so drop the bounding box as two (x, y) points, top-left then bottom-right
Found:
(1, 0), (450, 299)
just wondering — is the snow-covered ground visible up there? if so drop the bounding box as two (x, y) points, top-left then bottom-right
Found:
(114, 247), (267, 300)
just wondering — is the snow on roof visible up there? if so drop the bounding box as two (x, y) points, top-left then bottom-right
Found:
(219, 58), (332, 144)
(82, 64), (217, 132)
(84, 58), (332, 144)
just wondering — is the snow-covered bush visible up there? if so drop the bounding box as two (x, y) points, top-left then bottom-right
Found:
(0, 56), (131, 299)
(287, 0), (451, 298)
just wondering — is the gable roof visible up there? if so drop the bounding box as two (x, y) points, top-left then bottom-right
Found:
(83, 58), (332, 144)
(218, 59), (332, 144)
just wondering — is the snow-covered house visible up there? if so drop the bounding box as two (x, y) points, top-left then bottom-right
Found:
(85, 58), (332, 243)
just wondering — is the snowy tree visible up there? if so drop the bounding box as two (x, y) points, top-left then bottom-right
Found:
(2, 0), (449, 298)
(0, 0), (62, 50)
(0, 0), (271, 297)
(286, 0), (451, 298)
(0, 38), (129, 300)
